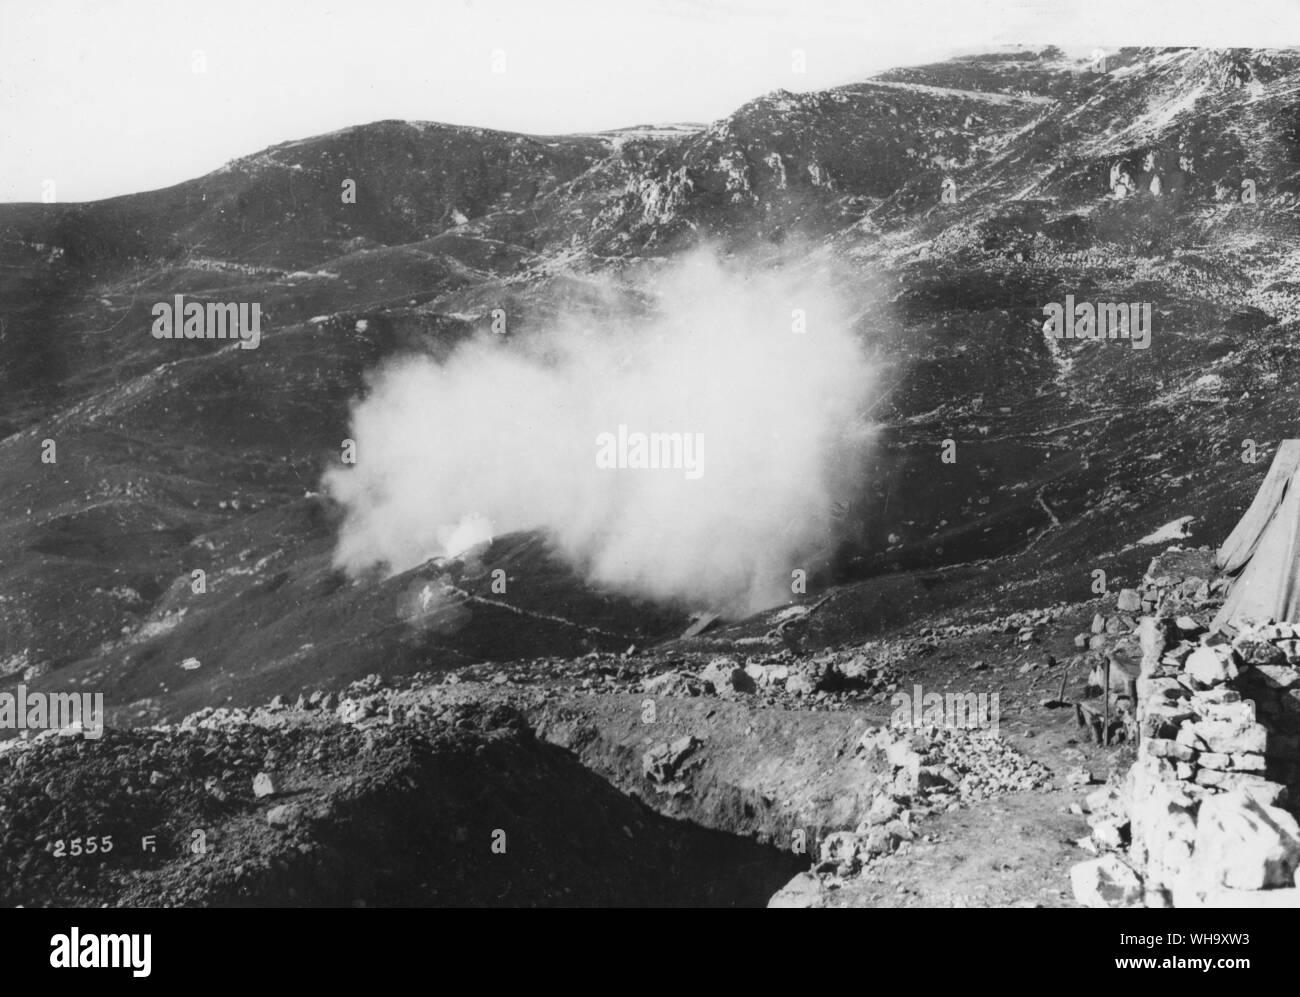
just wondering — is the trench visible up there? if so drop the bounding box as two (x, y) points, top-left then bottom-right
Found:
(1, 703), (813, 908)
(205, 732), (806, 908)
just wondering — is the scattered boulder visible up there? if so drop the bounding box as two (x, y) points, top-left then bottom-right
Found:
(1091, 817), (1128, 850)
(767, 872), (824, 908)
(699, 657), (756, 696)
(1085, 784), (1125, 817)
(860, 793), (902, 828)
(1066, 767), (1092, 787)
(642, 735), (700, 784)
(1071, 854), (1143, 908)
(785, 672), (815, 696)
(1189, 790), (1300, 891)
(253, 772), (277, 799)
(640, 670), (706, 697)
(818, 831), (863, 874)
(861, 825), (899, 858)
(266, 804), (297, 830)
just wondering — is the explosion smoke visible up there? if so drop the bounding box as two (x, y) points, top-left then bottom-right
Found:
(325, 248), (879, 616)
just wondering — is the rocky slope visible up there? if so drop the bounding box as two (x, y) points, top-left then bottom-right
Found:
(2, 45), (1299, 905)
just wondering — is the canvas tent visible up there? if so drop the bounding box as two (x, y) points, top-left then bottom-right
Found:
(1213, 439), (1300, 630)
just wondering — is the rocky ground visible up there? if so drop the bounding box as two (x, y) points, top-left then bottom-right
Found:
(3, 46), (1299, 906)
(1, 580), (1162, 906)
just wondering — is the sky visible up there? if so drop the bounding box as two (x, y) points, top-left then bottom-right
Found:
(2, 0), (1299, 202)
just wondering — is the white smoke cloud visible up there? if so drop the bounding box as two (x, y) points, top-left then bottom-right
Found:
(324, 247), (879, 617)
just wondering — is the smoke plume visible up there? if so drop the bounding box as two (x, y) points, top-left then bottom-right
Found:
(324, 248), (878, 617)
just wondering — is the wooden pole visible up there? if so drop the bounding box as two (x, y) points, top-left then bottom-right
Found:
(1103, 657), (1111, 747)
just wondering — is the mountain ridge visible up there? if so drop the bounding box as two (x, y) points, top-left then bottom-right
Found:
(1, 43), (1298, 727)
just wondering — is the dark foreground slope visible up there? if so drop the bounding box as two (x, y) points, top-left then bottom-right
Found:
(0, 698), (803, 907)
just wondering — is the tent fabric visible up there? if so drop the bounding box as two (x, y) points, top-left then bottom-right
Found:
(1216, 440), (1300, 574)
(1213, 440), (1300, 630)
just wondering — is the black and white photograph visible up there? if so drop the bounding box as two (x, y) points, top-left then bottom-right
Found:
(2, 0), (1300, 949)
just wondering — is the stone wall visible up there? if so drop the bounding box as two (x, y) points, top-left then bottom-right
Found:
(1073, 548), (1300, 908)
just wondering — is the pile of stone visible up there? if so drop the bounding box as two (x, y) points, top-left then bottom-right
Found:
(914, 604), (1073, 646)
(443, 651), (647, 694)
(639, 670), (709, 698)
(664, 647), (902, 704)
(811, 723), (1053, 879)
(1133, 547), (1225, 616)
(815, 792), (918, 877)
(858, 724), (1053, 809)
